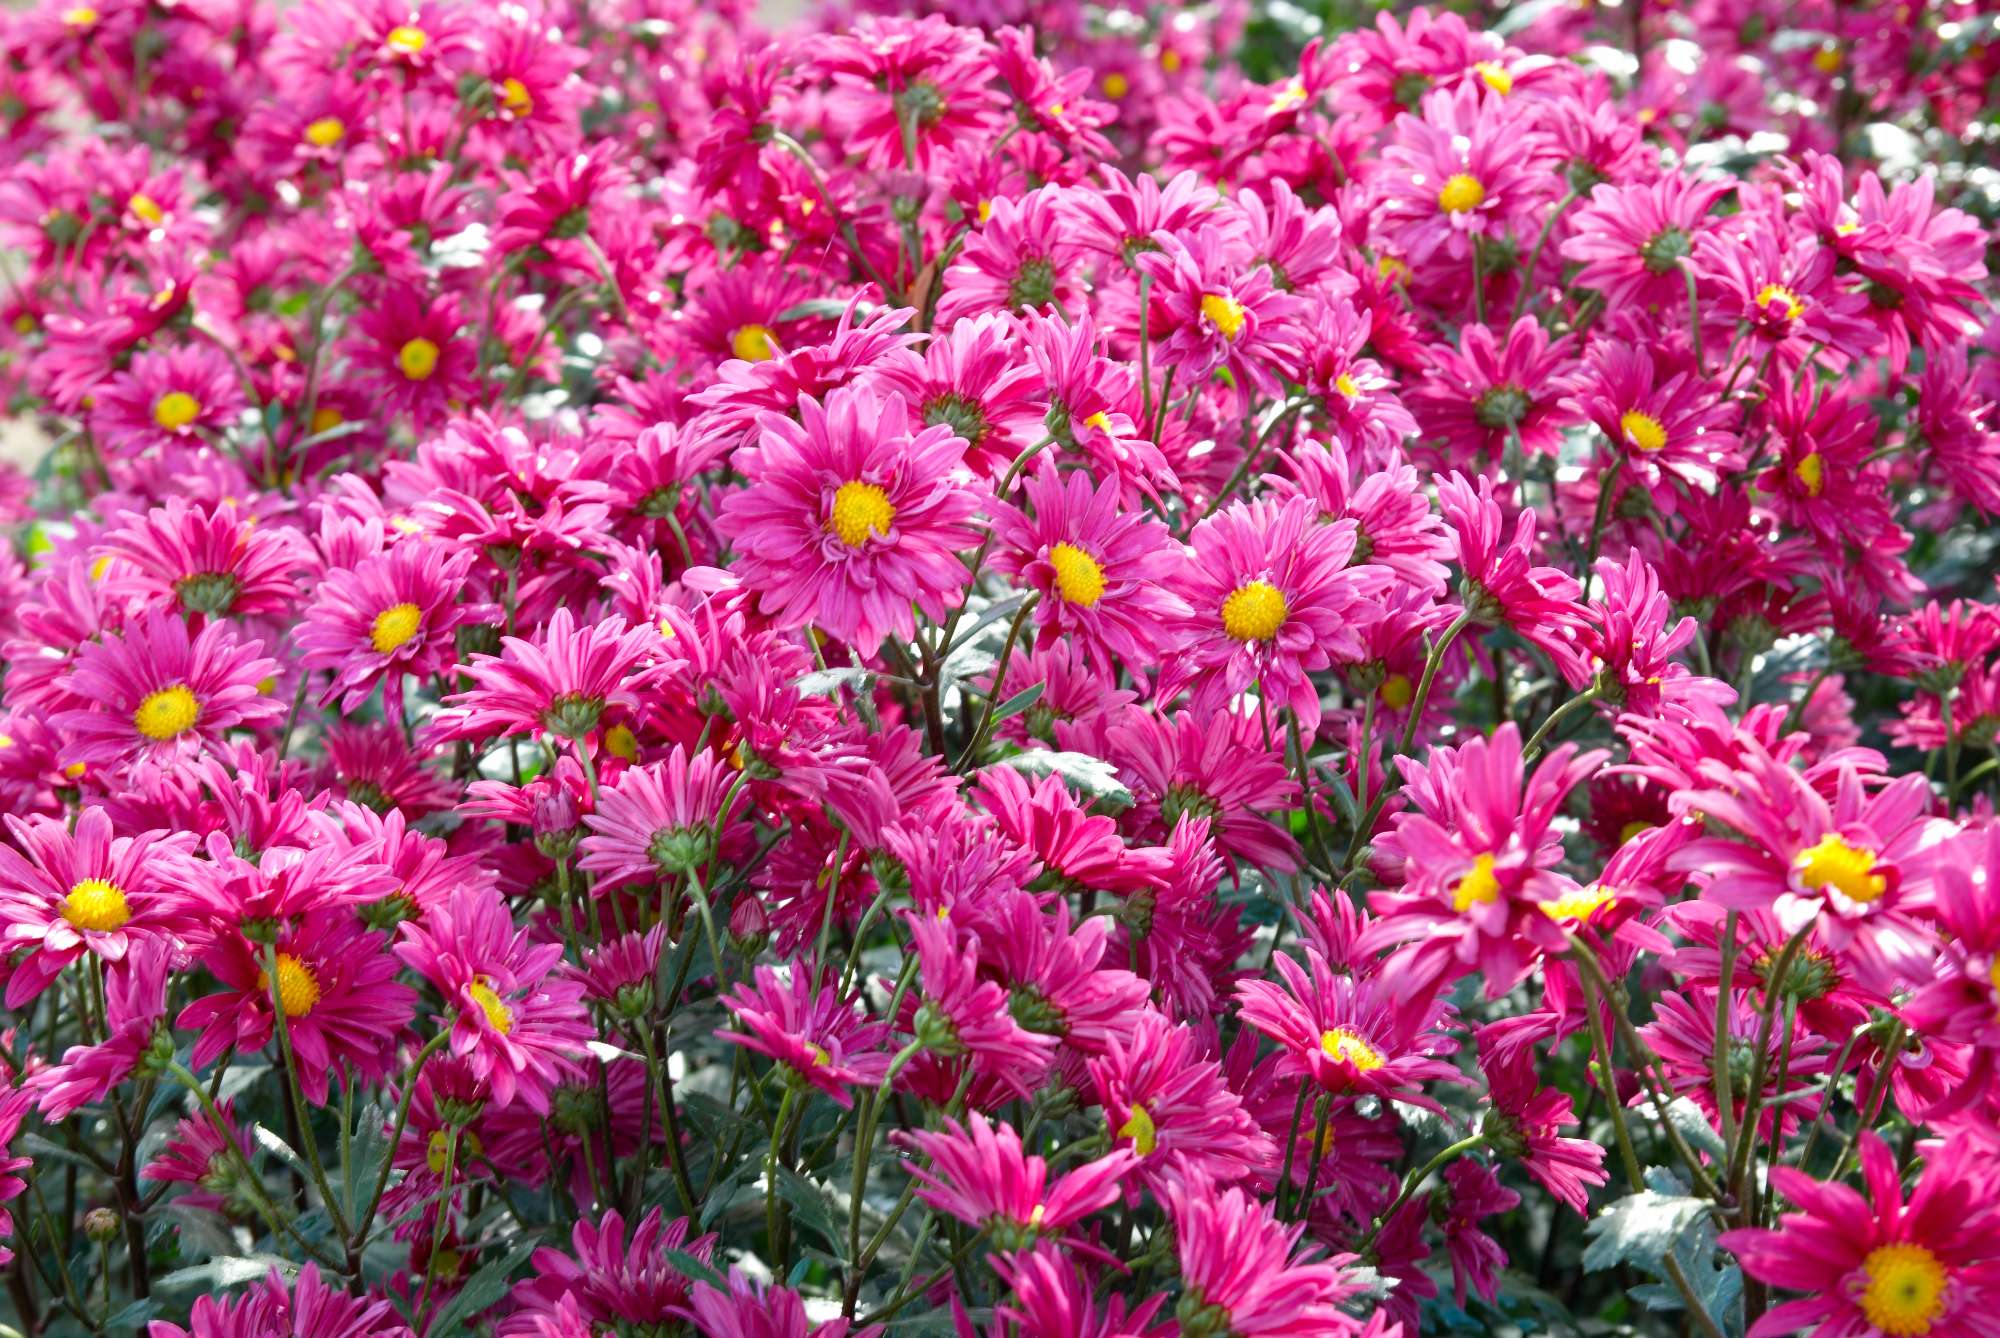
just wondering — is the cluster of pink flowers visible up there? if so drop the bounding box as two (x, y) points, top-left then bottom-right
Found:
(0, 0), (1996, 1333)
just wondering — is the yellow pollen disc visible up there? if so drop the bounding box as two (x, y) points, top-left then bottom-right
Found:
(803, 1041), (831, 1067)
(1160, 48), (1183, 73)
(1438, 173), (1486, 214)
(370, 602), (423, 653)
(1812, 44), (1844, 74)
(385, 24), (427, 54)
(62, 879), (132, 933)
(730, 324), (776, 362)
(398, 337), (440, 381)
(1083, 411), (1112, 431)
(1836, 221), (1860, 236)
(1621, 410), (1667, 453)
(310, 406), (344, 435)
(304, 116), (346, 148)
(499, 77), (533, 115)
(1200, 292), (1247, 341)
(1102, 71), (1130, 99)
(1335, 372), (1361, 399)
(1794, 451), (1826, 498)
(976, 199), (993, 224)
(134, 685), (200, 741)
(1540, 883), (1618, 924)
(1378, 254), (1410, 282)
(1046, 101), (1065, 118)
(257, 953), (321, 1018)
(1116, 1104), (1157, 1156)
(427, 1128), (483, 1174)
(62, 5), (97, 26)
(1619, 820), (1654, 845)
(467, 979), (514, 1034)
(90, 554), (113, 579)
(604, 723), (639, 761)
(1988, 959), (2000, 1018)
(1027, 1203), (1046, 1227)
(1379, 672), (1414, 711)
(152, 390), (201, 430)
(1047, 542), (1106, 607)
(1858, 1242), (1947, 1336)
(1795, 833), (1886, 904)
(1319, 1027), (1385, 1071)
(64, 762), (87, 780)
(828, 481), (895, 548)
(129, 193), (164, 226)
(1268, 77), (1308, 113)
(1757, 283), (1806, 320)
(1452, 853), (1502, 912)
(1473, 60), (1514, 94)
(1221, 580), (1287, 641)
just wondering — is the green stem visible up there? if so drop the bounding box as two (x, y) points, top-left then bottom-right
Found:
(260, 942), (352, 1238)
(1522, 684), (1602, 762)
(1512, 187), (1579, 325)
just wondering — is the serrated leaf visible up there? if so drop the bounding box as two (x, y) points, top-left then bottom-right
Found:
(993, 751), (1133, 808)
(153, 1253), (292, 1291)
(773, 1165), (845, 1262)
(1581, 1184), (1713, 1274)
(252, 1123), (308, 1177)
(344, 1100), (392, 1223)
(796, 667), (876, 698)
(425, 1237), (539, 1335)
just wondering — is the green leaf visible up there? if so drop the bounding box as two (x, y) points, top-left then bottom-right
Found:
(1582, 1171), (1714, 1274)
(425, 1237), (539, 1335)
(103, 1299), (163, 1333)
(774, 1165), (845, 1262)
(774, 297), (874, 323)
(993, 750), (1133, 809)
(153, 1254), (294, 1291)
(989, 682), (1044, 724)
(797, 667), (877, 698)
(662, 1248), (729, 1292)
(343, 1099), (392, 1223)
(1662, 1096), (1728, 1161)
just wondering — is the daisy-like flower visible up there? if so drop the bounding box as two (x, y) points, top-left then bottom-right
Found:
(1561, 174), (1732, 312)
(1137, 227), (1306, 397)
(430, 606), (669, 744)
(1234, 946), (1460, 1107)
(178, 912), (415, 1105)
(714, 386), (987, 650)
(991, 1244), (1170, 1338)
(899, 1113), (1136, 1251)
(982, 893), (1150, 1056)
(1411, 318), (1582, 461)
(935, 189), (1086, 325)
(1159, 496), (1392, 735)
(500, 1208), (718, 1338)
(1106, 707), (1301, 874)
(1437, 1159), (1519, 1308)
(717, 964), (891, 1107)
(1437, 470), (1592, 682)
(814, 14), (1005, 171)
(87, 343), (244, 455)
(1163, 1179), (1365, 1338)
(395, 887), (594, 1114)
(874, 312), (1045, 481)
(905, 909), (1059, 1099)
(147, 1264), (411, 1338)
(1568, 340), (1739, 492)
(298, 539), (479, 713)
(344, 286), (477, 429)
(55, 612), (283, 771)
(1641, 987), (1830, 1143)
(1086, 1006), (1271, 1190)
(1478, 1045), (1608, 1214)
(682, 1270), (881, 1338)
(31, 950), (173, 1122)
(0, 807), (195, 1007)
(577, 747), (745, 886)
(989, 466), (1187, 675)
(1721, 1133), (2000, 1338)
(140, 1099), (259, 1218)
(1378, 83), (1554, 267)
(1695, 228), (1880, 369)
(1582, 552), (1736, 716)
(99, 498), (302, 619)
(1904, 825), (2000, 1119)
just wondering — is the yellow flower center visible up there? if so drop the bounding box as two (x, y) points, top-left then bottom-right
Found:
(1794, 452), (1826, 497)
(1116, 1103), (1157, 1156)
(1083, 411), (1112, 431)
(1268, 77), (1308, 113)
(1438, 174), (1486, 214)
(604, 723), (639, 761)
(134, 685), (200, 741)
(427, 1128), (483, 1174)
(152, 391), (201, 430)
(1046, 101), (1065, 118)
(62, 5), (97, 27)
(398, 337), (440, 381)
(1473, 60), (1514, 94)
(1858, 1242), (1948, 1336)
(1161, 48), (1183, 73)
(1795, 833), (1887, 904)
(976, 199), (993, 224)
(1048, 543), (1107, 607)
(1221, 580), (1287, 641)
(1619, 820), (1655, 845)
(370, 602), (423, 653)
(385, 24), (427, 54)
(310, 406), (344, 435)
(467, 979), (514, 1034)
(1621, 410), (1667, 453)
(304, 116), (347, 148)
(499, 77), (533, 115)
(1200, 292), (1247, 340)
(1812, 44), (1844, 74)
(1757, 283), (1806, 320)
(1102, 71), (1130, 99)
(1451, 853), (1502, 912)
(1334, 372), (1361, 399)
(129, 193), (164, 226)
(1541, 882), (1618, 924)
(1378, 254), (1410, 283)
(257, 953), (320, 1018)
(1319, 1028), (1385, 1071)
(62, 879), (132, 933)
(828, 481), (894, 547)
(730, 324), (776, 361)
(1379, 672), (1414, 711)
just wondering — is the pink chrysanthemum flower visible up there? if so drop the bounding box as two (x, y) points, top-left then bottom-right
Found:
(1581, 552), (1736, 716)
(298, 539), (480, 714)
(1561, 175), (1731, 312)
(1163, 1179), (1365, 1337)
(990, 1244), (1170, 1338)
(899, 1113), (1135, 1251)
(54, 612), (283, 771)
(140, 1098), (259, 1217)
(1479, 1046), (1608, 1214)
(1641, 986), (1830, 1143)
(1378, 83), (1554, 267)
(1568, 339), (1740, 495)
(578, 747), (746, 887)
(981, 893), (1150, 1056)
(395, 887), (594, 1114)
(147, 1263), (411, 1338)
(1265, 438), (1451, 593)
(989, 466), (1187, 675)
(1159, 496), (1392, 735)
(1087, 1007), (1271, 1190)
(344, 286), (477, 429)
(178, 911), (415, 1105)
(500, 1208), (719, 1338)
(874, 312), (1045, 480)
(1721, 1133), (2000, 1338)
(714, 386), (987, 650)
(975, 764), (1171, 897)
(682, 1270), (881, 1338)
(1437, 471), (1592, 682)
(1696, 228), (1881, 369)
(814, 14), (1005, 171)
(99, 498), (302, 619)
(1411, 318), (1582, 461)
(1904, 825), (2000, 1118)
(1235, 946), (1460, 1107)
(431, 606), (669, 744)
(0, 807), (195, 1007)
(905, 909), (1059, 1099)
(1437, 1159), (1519, 1308)
(88, 343), (244, 455)
(1293, 306), (1422, 458)
(935, 189), (1087, 325)
(1106, 708), (1301, 874)
(30, 951), (171, 1122)
(1137, 227), (1306, 398)
(718, 964), (892, 1107)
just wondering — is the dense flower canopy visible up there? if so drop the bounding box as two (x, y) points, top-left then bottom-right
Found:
(0, 0), (1996, 1334)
